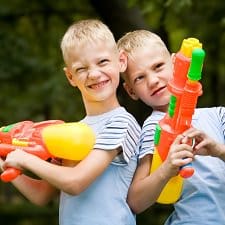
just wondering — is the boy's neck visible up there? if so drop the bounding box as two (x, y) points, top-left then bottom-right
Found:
(154, 104), (169, 113)
(84, 98), (120, 116)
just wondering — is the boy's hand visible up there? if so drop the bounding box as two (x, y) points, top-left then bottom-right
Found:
(182, 127), (225, 160)
(2, 149), (31, 171)
(162, 134), (194, 179)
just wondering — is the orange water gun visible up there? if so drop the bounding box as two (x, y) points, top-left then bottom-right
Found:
(150, 38), (205, 204)
(0, 120), (95, 182)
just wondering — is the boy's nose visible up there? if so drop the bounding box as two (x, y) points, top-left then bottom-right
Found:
(88, 68), (101, 79)
(146, 74), (159, 88)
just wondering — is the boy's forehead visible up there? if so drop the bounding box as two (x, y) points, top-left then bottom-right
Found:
(67, 38), (116, 56)
(126, 44), (170, 76)
(131, 43), (166, 60)
(68, 41), (117, 66)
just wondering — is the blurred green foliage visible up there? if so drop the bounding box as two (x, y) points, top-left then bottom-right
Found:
(0, 0), (96, 124)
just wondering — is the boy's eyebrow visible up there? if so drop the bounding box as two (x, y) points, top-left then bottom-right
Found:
(95, 55), (110, 61)
(151, 60), (164, 68)
(71, 63), (84, 70)
(149, 55), (165, 66)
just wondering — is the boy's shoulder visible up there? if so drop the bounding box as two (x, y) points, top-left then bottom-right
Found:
(141, 107), (225, 129)
(143, 107), (225, 122)
(82, 106), (141, 131)
(194, 106), (225, 120)
(142, 110), (164, 126)
(107, 107), (141, 130)
(101, 106), (139, 122)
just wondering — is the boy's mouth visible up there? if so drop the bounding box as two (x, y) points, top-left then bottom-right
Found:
(89, 80), (109, 90)
(151, 86), (166, 96)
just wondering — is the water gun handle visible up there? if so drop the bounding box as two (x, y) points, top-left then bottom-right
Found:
(179, 137), (195, 178)
(179, 163), (194, 178)
(1, 168), (21, 182)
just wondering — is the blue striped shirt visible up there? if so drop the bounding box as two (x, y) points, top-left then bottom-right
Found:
(59, 107), (141, 225)
(83, 107), (141, 163)
(139, 107), (225, 225)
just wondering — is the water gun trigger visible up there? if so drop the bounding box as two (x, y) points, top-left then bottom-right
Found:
(179, 137), (195, 178)
(1, 168), (22, 182)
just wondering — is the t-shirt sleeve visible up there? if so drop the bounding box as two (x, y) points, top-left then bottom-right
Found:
(138, 117), (157, 159)
(93, 113), (141, 163)
(217, 106), (225, 140)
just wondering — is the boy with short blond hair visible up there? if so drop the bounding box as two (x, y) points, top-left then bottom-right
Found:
(2, 19), (141, 225)
(118, 29), (225, 225)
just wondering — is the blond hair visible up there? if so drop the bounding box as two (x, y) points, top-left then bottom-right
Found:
(61, 19), (116, 66)
(117, 30), (170, 80)
(117, 30), (168, 59)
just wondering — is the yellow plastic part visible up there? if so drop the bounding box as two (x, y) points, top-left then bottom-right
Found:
(12, 139), (29, 147)
(42, 122), (95, 160)
(180, 38), (202, 58)
(150, 148), (183, 204)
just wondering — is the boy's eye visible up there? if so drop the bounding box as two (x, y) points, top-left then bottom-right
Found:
(134, 75), (144, 84)
(99, 59), (109, 65)
(76, 67), (86, 73)
(154, 63), (164, 71)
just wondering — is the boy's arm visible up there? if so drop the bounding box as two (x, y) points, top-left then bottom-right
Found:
(3, 148), (119, 195)
(127, 155), (168, 213)
(12, 175), (58, 205)
(0, 157), (58, 206)
(128, 154), (177, 214)
(127, 135), (193, 214)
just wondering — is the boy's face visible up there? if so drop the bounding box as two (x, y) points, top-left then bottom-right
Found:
(64, 40), (126, 106)
(124, 44), (173, 112)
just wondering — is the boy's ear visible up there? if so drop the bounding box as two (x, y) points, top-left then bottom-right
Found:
(171, 53), (176, 71)
(123, 82), (139, 101)
(171, 53), (176, 64)
(63, 67), (77, 87)
(119, 50), (127, 73)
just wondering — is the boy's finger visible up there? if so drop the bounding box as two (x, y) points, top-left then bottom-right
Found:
(173, 134), (185, 144)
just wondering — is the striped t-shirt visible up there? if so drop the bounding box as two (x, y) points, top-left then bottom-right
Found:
(59, 106), (141, 225)
(139, 107), (225, 225)
(139, 106), (225, 159)
(83, 106), (141, 163)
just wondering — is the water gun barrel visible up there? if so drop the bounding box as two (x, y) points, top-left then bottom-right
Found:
(188, 48), (206, 81)
(170, 38), (202, 90)
(151, 38), (206, 204)
(0, 121), (95, 182)
(0, 120), (63, 182)
(179, 48), (205, 178)
(42, 122), (95, 160)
